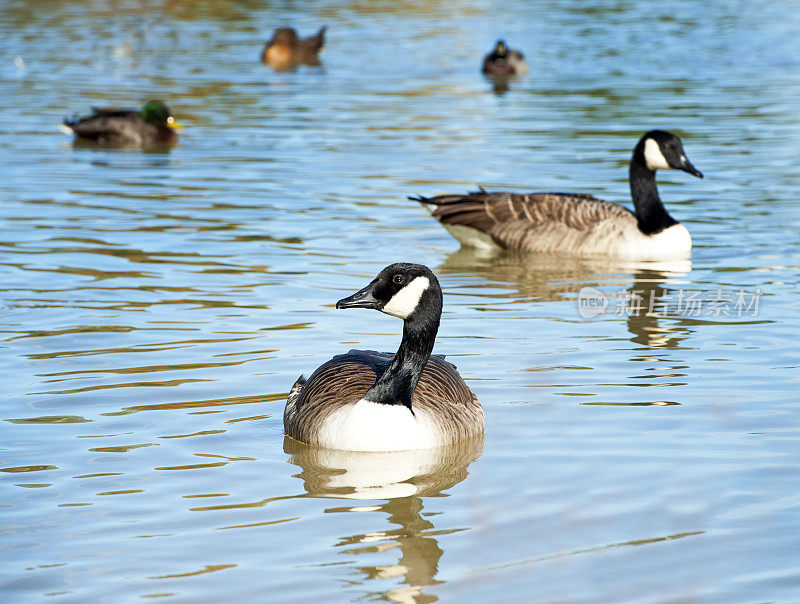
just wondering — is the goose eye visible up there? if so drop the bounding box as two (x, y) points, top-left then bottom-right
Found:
(393, 274), (405, 285)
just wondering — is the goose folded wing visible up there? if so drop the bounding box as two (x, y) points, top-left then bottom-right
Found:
(426, 191), (635, 249)
(412, 356), (483, 441)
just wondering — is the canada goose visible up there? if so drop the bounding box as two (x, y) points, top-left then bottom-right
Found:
(482, 39), (528, 77)
(60, 100), (182, 147)
(261, 26), (326, 70)
(412, 130), (703, 260)
(284, 263), (483, 451)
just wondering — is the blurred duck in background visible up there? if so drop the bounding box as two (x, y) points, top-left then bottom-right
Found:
(261, 26), (326, 70)
(482, 39), (528, 77)
(60, 100), (182, 147)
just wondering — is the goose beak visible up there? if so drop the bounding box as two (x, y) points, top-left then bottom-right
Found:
(679, 156), (703, 178)
(336, 281), (380, 310)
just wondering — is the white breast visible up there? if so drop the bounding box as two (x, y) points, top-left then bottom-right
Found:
(631, 223), (692, 259)
(315, 399), (444, 451)
(586, 221), (691, 259)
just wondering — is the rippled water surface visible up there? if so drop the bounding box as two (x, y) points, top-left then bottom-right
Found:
(2, 1), (800, 602)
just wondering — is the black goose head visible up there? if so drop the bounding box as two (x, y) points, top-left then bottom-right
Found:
(336, 263), (442, 322)
(634, 130), (703, 178)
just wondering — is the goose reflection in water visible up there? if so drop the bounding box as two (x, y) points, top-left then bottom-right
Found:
(615, 269), (694, 400)
(622, 268), (692, 350)
(437, 246), (691, 345)
(437, 246), (688, 302)
(284, 435), (483, 603)
(437, 248), (693, 402)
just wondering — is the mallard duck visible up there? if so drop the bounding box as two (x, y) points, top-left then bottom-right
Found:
(412, 130), (703, 260)
(482, 39), (528, 77)
(60, 100), (182, 147)
(261, 26), (326, 70)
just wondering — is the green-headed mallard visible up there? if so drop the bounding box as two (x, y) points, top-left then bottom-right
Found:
(60, 100), (182, 147)
(261, 26), (326, 70)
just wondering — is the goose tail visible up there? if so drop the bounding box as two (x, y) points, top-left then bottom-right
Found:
(409, 194), (437, 213)
(288, 375), (306, 403)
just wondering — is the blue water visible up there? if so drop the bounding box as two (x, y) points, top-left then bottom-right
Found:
(2, 0), (800, 602)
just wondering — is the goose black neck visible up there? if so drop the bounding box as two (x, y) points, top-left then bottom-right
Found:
(363, 293), (441, 411)
(629, 155), (678, 235)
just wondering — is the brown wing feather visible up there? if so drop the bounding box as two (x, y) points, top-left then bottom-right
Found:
(284, 350), (482, 446)
(410, 357), (484, 443)
(414, 191), (638, 254)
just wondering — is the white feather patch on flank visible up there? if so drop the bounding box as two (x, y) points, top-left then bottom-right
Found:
(644, 138), (671, 171)
(442, 224), (501, 250)
(315, 398), (444, 451)
(381, 276), (430, 319)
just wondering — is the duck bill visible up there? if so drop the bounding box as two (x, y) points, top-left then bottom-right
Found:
(166, 117), (183, 131)
(679, 157), (703, 178)
(336, 281), (380, 310)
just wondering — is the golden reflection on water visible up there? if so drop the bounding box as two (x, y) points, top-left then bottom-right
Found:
(284, 436), (484, 603)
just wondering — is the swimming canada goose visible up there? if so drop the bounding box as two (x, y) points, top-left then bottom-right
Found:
(261, 26), (326, 70)
(412, 130), (703, 260)
(284, 263), (483, 451)
(482, 39), (528, 77)
(60, 100), (182, 147)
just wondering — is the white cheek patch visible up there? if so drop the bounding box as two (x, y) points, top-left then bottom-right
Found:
(381, 276), (430, 319)
(644, 138), (671, 171)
